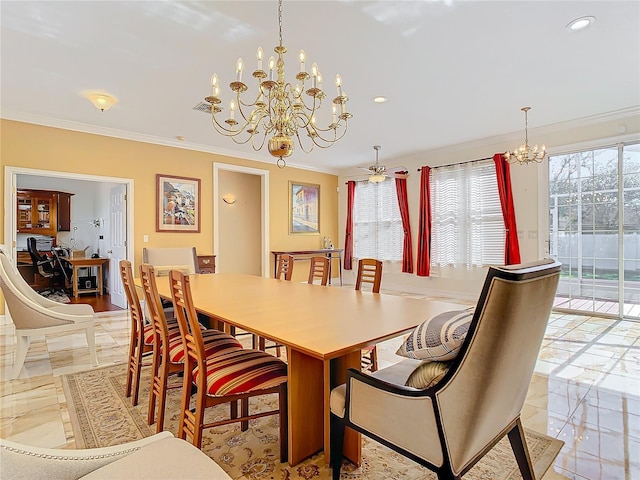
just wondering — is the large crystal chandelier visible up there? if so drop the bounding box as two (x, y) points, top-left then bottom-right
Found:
(204, 0), (352, 168)
(505, 106), (547, 165)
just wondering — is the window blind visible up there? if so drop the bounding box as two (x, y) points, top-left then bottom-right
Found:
(430, 161), (505, 268)
(353, 179), (403, 262)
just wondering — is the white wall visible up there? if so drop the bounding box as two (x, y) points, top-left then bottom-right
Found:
(338, 108), (640, 300)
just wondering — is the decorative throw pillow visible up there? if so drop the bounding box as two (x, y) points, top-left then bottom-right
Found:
(406, 361), (450, 389)
(396, 308), (474, 361)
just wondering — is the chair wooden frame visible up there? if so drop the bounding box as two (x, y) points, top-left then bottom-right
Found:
(119, 260), (152, 406)
(355, 258), (383, 371)
(308, 256), (330, 286)
(276, 254), (294, 281)
(139, 263), (183, 432)
(355, 258), (382, 293)
(330, 260), (562, 480)
(169, 270), (288, 460)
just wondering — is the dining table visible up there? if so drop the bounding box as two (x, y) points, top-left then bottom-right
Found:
(145, 272), (460, 466)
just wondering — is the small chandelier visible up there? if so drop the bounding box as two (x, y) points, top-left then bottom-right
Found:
(204, 0), (352, 168)
(505, 106), (546, 164)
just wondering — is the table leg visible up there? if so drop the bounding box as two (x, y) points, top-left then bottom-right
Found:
(97, 265), (103, 296)
(72, 266), (79, 297)
(287, 348), (324, 465)
(338, 252), (343, 286)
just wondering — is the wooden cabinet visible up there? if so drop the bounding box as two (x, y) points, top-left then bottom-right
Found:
(197, 255), (216, 274)
(17, 189), (73, 236)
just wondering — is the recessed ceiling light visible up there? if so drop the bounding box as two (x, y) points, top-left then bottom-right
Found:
(373, 96), (388, 103)
(567, 16), (595, 32)
(176, 135), (185, 141)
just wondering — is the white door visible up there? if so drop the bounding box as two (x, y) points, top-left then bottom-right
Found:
(108, 184), (127, 308)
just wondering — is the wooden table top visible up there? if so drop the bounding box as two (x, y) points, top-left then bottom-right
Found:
(150, 273), (461, 361)
(62, 257), (109, 266)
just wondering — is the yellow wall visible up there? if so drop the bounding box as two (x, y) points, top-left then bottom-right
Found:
(1, 119), (339, 310)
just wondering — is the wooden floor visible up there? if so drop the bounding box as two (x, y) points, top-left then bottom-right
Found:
(67, 293), (124, 313)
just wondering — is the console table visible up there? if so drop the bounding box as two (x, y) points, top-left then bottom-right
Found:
(61, 257), (108, 297)
(271, 249), (344, 285)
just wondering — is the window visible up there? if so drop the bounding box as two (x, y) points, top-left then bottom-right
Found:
(353, 179), (403, 261)
(430, 161), (505, 268)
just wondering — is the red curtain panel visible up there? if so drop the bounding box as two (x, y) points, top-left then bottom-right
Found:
(344, 180), (355, 270)
(395, 177), (414, 273)
(416, 166), (432, 276)
(493, 154), (521, 265)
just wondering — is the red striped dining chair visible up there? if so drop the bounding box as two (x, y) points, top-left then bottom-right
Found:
(119, 260), (153, 406)
(169, 270), (289, 460)
(139, 264), (243, 433)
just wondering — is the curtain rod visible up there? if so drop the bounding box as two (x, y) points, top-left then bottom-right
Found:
(417, 156), (494, 172)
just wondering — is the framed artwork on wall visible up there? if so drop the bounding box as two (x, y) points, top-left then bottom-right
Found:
(289, 181), (320, 234)
(156, 174), (201, 232)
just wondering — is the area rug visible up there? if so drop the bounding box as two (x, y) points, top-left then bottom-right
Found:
(38, 288), (71, 303)
(62, 363), (563, 480)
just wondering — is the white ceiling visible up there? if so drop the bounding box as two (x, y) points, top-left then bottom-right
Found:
(1, 1), (639, 173)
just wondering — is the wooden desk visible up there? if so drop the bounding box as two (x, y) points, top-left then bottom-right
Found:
(147, 273), (459, 466)
(62, 257), (108, 297)
(271, 249), (344, 285)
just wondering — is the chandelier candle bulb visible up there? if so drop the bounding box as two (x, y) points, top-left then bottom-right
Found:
(229, 100), (235, 120)
(236, 58), (244, 82)
(335, 74), (342, 96)
(332, 104), (337, 123)
(299, 50), (306, 72)
(311, 63), (318, 89)
(257, 47), (263, 70)
(268, 56), (276, 81)
(317, 72), (323, 92)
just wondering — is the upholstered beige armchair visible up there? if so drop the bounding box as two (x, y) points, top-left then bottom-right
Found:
(0, 432), (231, 479)
(0, 248), (97, 379)
(330, 259), (561, 480)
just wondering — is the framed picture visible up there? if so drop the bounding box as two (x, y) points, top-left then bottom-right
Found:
(156, 174), (201, 232)
(289, 181), (320, 234)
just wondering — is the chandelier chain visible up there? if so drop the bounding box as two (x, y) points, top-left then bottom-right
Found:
(278, 0), (284, 48)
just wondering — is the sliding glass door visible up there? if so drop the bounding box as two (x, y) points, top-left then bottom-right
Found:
(549, 142), (639, 319)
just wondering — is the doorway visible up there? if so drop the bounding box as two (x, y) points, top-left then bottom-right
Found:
(4, 167), (134, 311)
(213, 163), (269, 277)
(548, 142), (640, 319)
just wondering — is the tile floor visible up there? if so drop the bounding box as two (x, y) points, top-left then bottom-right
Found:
(1, 305), (638, 480)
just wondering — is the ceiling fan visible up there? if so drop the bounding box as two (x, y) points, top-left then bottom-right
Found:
(357, 145), (408, 183)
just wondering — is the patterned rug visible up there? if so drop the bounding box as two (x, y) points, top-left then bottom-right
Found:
(62, 363), (563, 480)
(39, 288), (71, 303)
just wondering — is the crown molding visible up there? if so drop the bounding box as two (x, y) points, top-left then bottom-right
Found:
(0, 110), (339, 175)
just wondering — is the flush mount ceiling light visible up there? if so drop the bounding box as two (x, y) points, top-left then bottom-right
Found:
(373, 96), (388, 103)
(204, 0), (351, 168)
(87, 93), (117, 112)
(567, 16), (595, 32)
(505, 107), (547, 165)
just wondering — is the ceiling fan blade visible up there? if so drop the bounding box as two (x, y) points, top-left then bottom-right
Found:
(387, 171), (409, 179)
(386, 165), (408, 174)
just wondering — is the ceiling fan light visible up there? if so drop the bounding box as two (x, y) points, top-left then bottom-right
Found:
(369, 173), (386, 183)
